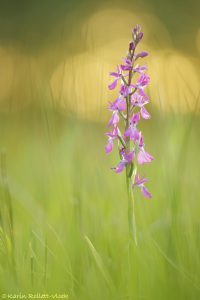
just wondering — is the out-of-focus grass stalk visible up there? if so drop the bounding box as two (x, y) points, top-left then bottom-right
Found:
(43, 236), (48, 287)
(31, 255), (34, 287)
(84, 235), (114, 291)
(0, 150), (16, 276)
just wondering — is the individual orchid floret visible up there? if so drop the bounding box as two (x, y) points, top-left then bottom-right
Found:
(137, 135), (154, 165)
(116, 151), (134, 173)
(109, 97), (126, 112)
(136, 74), (150, 88)
(132, 74), (150, 100)
(124, 113), (140, 143)
(105, 127), (118, 154)
(137, 148), (154, 165)
(121, 58), (132, 71)
(120, 84), (133, 97)
(108, 111), (120, 127)
(133, 174), (152, 198)
(108, 66), (122, 90)
(131, 91), (149, 108)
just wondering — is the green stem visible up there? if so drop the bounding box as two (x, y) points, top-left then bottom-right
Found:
(126, 166), (137, 245)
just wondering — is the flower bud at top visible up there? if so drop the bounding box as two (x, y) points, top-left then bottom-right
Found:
(133, 24), (141, 34)
(132, 24), (144, 44)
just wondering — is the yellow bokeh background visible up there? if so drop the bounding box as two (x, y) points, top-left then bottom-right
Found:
(0, 5), (199, 118)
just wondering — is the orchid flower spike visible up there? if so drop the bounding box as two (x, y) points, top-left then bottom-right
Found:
(105, 25), (154, 244)
(105, 24), (154, 199)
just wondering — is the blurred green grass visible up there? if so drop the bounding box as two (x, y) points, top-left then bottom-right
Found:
(0, 108), (199, 300)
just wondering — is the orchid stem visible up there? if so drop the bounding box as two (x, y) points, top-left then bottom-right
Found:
(126, 166), (137, 245)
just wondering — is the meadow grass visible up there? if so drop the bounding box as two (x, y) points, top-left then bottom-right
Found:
(0, 108), (199, 300)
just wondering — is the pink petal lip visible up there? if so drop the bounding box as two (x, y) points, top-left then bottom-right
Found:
(141, 107), (151, 119)
(105, 141), (113, 154)
(141, 186), (152, 198)
(137, 149), (154, 165)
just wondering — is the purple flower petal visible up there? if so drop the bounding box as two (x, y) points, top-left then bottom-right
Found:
(116, 161), (125, 173)
(131, 91), (149, 107)
(134, 65), (147, 74)
(109, 72), (119, 77)
(117, 99), (126, 111)
(135, 52), (148, 59)
(141, 186), (152, 199)
(124, 151), (134, 163)
(105, 127), (118, 139)
(137, 32), (143, 41)
(109, 66), (121, 78)
(120, 58), (132, 71)
(108, 112), (119, 127)
(135, 174), (148, 186)
(105, 140), (113, 154)
(124, 127), (132, 138)
(138, 89), (149, 99)
(120, 85), (132, 97)
(109, 98), (126, 111)
(137, 74), (150, 87)
(137, 149), (154, 165)
(139, 135), (144, 147)
(108, 79), (118, 90)
(131, 113), (140, 124)
(121, 64), (132, 71)
(137, 151), (145, 165)
(132, 128), (140, 143)
(124, 126), (140, 143)
(129, 42), (135, 51)
(141, 107), (151, 119)
(109, 72), (119, 78)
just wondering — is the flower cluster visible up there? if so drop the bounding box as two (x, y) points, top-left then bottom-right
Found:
(105, 25), (154, 199)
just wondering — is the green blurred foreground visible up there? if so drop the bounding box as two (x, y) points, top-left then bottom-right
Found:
(0, 108), (200, 300)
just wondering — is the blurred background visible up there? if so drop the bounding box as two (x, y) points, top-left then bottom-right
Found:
(0, 1), (200, 299)
(0, 0), (199, 115)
